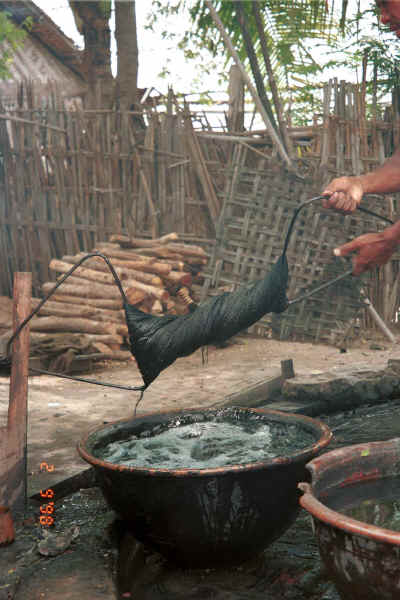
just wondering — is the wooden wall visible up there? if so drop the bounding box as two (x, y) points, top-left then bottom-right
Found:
(0, 100), (226, 297)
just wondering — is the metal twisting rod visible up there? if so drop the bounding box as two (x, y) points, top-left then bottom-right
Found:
(284, 195), (394, 304)
(288, 269), (353, 306)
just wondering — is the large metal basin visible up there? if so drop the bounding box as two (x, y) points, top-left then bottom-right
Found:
(78, 407), (331, 567)
(299, 438), (400, 600)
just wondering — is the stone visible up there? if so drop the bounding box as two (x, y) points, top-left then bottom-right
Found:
(281, 359), (400, 414)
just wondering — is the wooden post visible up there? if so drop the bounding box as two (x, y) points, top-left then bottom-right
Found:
(363, 296), (396, 343)
(281, 359), (295, 380)
(227, 65), (245, 132)
(3, 272), (31, 518)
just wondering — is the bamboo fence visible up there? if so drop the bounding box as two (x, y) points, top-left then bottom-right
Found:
(0, 79), (399, 343)
(201, 80), (400, 343)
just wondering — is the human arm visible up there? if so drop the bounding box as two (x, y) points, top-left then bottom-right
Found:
(334, 220), (400, 275)
(322, 146), (400, 213)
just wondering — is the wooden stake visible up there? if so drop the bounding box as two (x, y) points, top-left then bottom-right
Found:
(5, 272), (31, 517)
(281, 359), (295, 380)
(0, 505), (15, 545)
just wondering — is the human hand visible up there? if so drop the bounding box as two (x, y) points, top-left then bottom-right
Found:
(322, 176), (364, 214)
(334, 231), (399, 276)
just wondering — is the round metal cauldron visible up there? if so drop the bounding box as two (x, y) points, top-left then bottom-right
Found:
(78, 407), (331, 568)
(299, 438), (400, 600)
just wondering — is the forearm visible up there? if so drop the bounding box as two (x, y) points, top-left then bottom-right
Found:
(359, 147), (400, 195)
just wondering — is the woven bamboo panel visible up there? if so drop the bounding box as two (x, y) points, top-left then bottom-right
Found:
(202, 145), (395, 344)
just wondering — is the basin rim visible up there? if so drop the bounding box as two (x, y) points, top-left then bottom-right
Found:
(299, 437), (400, 546)
(77, 406), (332, 477)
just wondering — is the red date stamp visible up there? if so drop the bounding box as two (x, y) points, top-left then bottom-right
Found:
(39, 462), (55, 527)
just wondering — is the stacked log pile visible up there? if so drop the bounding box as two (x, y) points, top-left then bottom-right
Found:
(26, 233), (209, 369)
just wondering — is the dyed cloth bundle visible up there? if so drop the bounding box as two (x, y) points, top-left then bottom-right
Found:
(124, 255), (288, 389)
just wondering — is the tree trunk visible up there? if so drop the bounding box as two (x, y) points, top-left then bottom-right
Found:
(69, 1), (114, 108)
(115, 0), (139, 111)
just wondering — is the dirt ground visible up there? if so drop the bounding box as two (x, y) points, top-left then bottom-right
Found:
(0, 333), (397, 497)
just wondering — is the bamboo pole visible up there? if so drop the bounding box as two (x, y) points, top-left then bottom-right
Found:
(363, 296), (396, 343)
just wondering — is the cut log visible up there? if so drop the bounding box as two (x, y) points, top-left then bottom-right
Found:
(109, 232), (178, 247)
(157, 260), (185, 272)
(44, 293), (123, 310)
(30, 316), (119, 336)
(164, 298), (178, 315)
(44, 279), (124, 300)
(125, 280), (169, 302)
(128, 247), (186, 260)
(116, 323), (129, 336)
(88, 255), (171, 276)
(49, 259), (119, 286)
(151, 300), (163, 314)
(94, 244), (156, 262)
(62, 273), (167, 302)
(31, 298), (125, 323)
(125, 288), (147, 305)
(135, 299), (152, 313)
(184, 257), (208, 265)
(162, 271), (193, 288)
(60, 255), (164, 286)
(162, 242), (208, 259)
(63, 253), (171, 277)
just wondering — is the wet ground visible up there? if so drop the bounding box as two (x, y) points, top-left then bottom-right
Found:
(4, 396), (400, 600)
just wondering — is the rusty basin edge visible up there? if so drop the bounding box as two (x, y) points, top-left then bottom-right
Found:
(77, 406), (332, 477)
(299, 437), (400, 546)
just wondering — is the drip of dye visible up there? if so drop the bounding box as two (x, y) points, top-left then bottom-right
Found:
(95, 415), (316, 470)
(323, 475), (400, 532)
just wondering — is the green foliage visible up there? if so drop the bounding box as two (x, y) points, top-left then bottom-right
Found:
(0, 12), (29, 80)
(325, 4), (400, 116)
(99, 0), (112, 19)
(147, 0), (339, 121)
(145, 1), (400, 125)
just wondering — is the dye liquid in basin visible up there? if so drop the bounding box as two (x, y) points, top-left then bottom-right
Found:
(95, 410), (316, 470)
(323, 475), (400, 531)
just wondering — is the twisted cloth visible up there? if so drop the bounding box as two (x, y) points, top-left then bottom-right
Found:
(124, 255), (288, 389)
